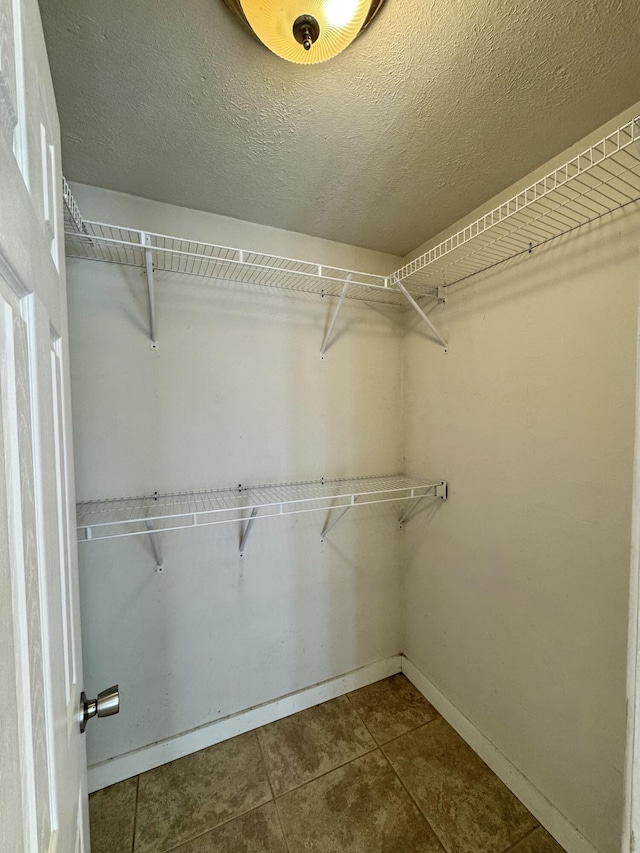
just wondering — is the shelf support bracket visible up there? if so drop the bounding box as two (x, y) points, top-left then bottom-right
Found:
(141, 232), (159, 350)
(320, 275), (352, 358)
(398, 482), (448, 527)
(398, 497), (426, 527)
(144, 521), (164, 572)
(239, 507), (259, 556)
(321, 497), (358, 541)
(397, 281), (448, 351)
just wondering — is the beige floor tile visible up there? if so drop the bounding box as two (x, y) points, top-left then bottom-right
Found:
(507, 826), (566, 852)
(89, 776), (137, 853)
(277, 749), (444, 852)
(171, 802), (287, 852)
(348, 674), (440, 744)
(134, 731), (272, 852)
(383, 718), (536, 853)
(257, 694), (376, 796)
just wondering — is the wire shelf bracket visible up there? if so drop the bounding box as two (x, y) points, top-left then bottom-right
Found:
(141, 232), (159, 350)
(398, 481), (447, 527)
(320, 275), (353, 357)
(144, 520), (164, 572)
(239, 506), (259, 556)
(398, 281), (448, 351)
(320, 496), (358, 541)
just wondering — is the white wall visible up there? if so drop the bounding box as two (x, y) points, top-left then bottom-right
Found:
(67, 185), (405, 768)
(402, 110), (640, 851)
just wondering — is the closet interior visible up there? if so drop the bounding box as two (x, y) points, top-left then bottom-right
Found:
(65, 109), (640, 853)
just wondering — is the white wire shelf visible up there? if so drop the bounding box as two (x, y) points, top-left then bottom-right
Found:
(76, 473), (447, 543)
(62, 177), (85, 234)
(64, 221), (429, 306)
(63, 117), (639, 353)
(392, 115), (640, 295)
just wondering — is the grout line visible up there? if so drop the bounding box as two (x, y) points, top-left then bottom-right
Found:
(131, 775), (140, 853)
(272, 796), (292, 853)
(261, 691), (443, 803)
(255, 728), (277, 802)
(376, 714), (442, 751)
(381, 725), (548, 853)
(273, 744), (381, 800)
(260, 692), (386, 800)
(344, 689), (381, 746)
(153, 733), (275, 853)
(345, 677), (442, 749)
(501, 824), (542, 853)
(255, 729), (291, 853)
(273, 800), (291, 853)
(160, 802), (273, 853)
(379, 748), (449, 853)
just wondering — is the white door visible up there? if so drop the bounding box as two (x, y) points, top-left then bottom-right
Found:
(0, 0), (90, 850)
(623, 294), (640, 851)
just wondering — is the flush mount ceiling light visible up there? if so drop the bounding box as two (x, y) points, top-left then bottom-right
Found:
(221, 0), (387, 64)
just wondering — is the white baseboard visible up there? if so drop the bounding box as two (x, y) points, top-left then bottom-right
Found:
(401, 657), (598, 853)
(87, 655), (402, 793)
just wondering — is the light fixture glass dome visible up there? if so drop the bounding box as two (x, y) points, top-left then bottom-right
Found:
(234, 0), (380, 64)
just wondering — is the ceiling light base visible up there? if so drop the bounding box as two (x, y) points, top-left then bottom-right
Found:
(293, 15), (320, 51)
(220, 0), (387, 63)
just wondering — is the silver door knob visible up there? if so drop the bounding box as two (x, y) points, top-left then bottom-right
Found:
(80, 685), (119, 733)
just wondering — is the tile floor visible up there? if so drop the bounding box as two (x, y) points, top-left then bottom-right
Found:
(89, 674), (566, 853)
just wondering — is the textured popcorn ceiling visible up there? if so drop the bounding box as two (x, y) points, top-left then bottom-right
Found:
(40, 0), (640, 256)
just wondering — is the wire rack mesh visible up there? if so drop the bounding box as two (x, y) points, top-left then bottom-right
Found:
(63, 117), (640, 307)
(64, 222), (418, 305)
(76, 474), (443, 541)
(62, 177), (84, 234)
(392, 116), (640, 295)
